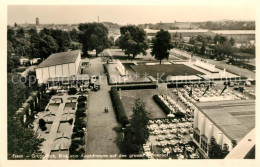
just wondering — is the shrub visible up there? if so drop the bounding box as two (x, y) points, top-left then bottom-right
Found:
(39, 118), (46, 128)
(110, 87), (129, 126)
(153, 95), (171, 115)
(41, 126), (47, 131)
(76, 112), (86, 118)
(68, 118), (73, 125)
(69, 142), (79, 154)
(74, 117), (84, 125)
(77, 102), (86, 109)
(72, 131), (84, 138)
(77, 96), (87, 102)
(68, 88), (77, 95)
(174, 111), (186, 119)
(72, 138), (85, 145)
(49, 89), (57, 96)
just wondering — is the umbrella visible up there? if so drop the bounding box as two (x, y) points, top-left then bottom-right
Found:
(167, 114), (175, 118)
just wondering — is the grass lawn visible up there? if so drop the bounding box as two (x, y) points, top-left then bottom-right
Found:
(120, 89), (166, 119)
(57, 122), (72, 133)
(132, 64), (204, 80)
(64, 102), (76, 110)
(48, 103), (60, 111)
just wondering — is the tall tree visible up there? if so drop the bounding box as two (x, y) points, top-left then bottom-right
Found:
(8, 117), (45, 159)
(208, 136), (229, 159)
(31, 34), (58, 59)
(78, 23), (110, 57)
(151, 29), (173, 64)
(200, 43), (206, 55)
(122, 98), (150, 156)
(69, 28), (78, 42)
(229, 37), (235, 46)
(119, 25), (149, 59)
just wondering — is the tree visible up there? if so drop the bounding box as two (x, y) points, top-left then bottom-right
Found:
(189, 36), (195, 44)
(208, 136), (223, 159)
(8, 117), (45, 159)
(229, 37), (235, 46)
(219, 36), (227, 44)
(78, 23), (110, 57)
(122, 98), (150, 156)
(50, 29), (71, 52)
(208, 136), (229, 159)
(12, 56), (20, 68)
(119, 25), (149, 59)
(151, 29), (173, 64)
(200, 43), (206, 55)
(16, 28), (25, 38)
(231, 139), (237, 148)
(31, 34), (58, 59)
(69, 28), (78, 42)
(7, 55), (14, 72)
(213, 34), (221, 44)
(7, 29), (15, 42)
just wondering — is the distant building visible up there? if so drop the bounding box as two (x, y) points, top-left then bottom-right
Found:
(36, 50), (82, 84)
(145, 29), (255, 43)
(192, 99), (255, 158)
(36, 17), (39, 26)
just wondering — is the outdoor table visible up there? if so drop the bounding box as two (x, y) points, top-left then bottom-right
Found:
(190, 153), (199, 159)
(178, 154), (184, 159)
(170, 140), (177, 146)
(160, 141), (167, 147)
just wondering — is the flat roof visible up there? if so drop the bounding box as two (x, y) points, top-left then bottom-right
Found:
(212, 30), (255, 35)
(145, 29), (209, 34)
(37, 50), (80, 68)
(194, 99), (255, 141)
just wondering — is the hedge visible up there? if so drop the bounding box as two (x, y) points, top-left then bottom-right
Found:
(110, 87), (129, 126)
(153, 95), (171, 115)
(68, 88), (77, 95)
(77, 102), (86, 109)
(77, 96), (87, 103)
(112, 84), (156, 90)
(103, 64), (112, 85)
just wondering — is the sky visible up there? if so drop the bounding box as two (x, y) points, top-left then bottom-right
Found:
(7, 5), (256, 25)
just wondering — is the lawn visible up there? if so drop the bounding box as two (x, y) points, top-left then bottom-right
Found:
(120, 89), (166, 119)
(57, 122), (72, 133)
(48, 103), (60, 111)
(132, 64), (204, 80)
(64, 102), (76, 111)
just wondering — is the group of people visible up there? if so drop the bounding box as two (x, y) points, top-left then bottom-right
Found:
(104, 106), (109, 113)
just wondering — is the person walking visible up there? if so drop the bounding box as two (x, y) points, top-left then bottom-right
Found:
(104, 107), (107, 113)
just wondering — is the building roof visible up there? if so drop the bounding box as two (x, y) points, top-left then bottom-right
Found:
(37, 50), (80, 68)
(212, 30), (255, 35)
(145, 29), (209, 34)
(194, 99), (255, 141)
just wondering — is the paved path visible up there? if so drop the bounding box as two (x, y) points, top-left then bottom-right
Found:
(84, 57), (120, 158)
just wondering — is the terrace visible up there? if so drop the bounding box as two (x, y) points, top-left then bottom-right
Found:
(32, 93), (88, 159)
